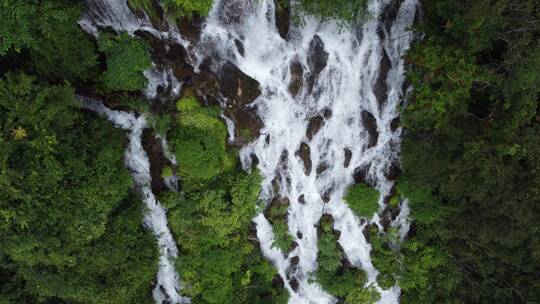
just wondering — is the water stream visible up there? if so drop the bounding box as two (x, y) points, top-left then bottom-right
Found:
(80, 0), (418, 303)
(199, 0), (418, 303)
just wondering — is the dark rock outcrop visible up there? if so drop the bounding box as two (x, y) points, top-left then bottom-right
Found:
(306, 115), (324, 140)
(275, 0), (290, 39)
(288, 59), (304, 97)
(306, 35), (329, 93)
(373, 49), (391, 106)
(361, 110), (379, 148)
(353, 163), (372, 186)
(344, 148), (352, 168)
(142, 129), (174, 194)
(194, 59), (263, 146)
(295, 142), (312, 175)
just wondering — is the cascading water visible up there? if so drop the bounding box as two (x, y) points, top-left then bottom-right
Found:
(80, 0), (418, 303)
(197, 0), (418, 303)
(79, 97), (189, 304)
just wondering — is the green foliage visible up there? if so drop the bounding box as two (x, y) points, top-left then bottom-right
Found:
(344, 183), (380, 218)
(164, 106), (288, 303)
(0, 72), (158, 303)
(283, 0), (368, 26)
(345, 284), (380, 304)
(171, 96), (235, 190)
(165, 169), (288, 304)
(317, 224), (342, 274)
(161, 0), (214, 19)
(98, 33), (152, 92)
(314, 216), (374, 302)
(400, 0), (540, 302)
(0, 0), (99, 81)
(272, 219), (294, 252)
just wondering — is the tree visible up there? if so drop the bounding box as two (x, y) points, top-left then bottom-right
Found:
(98, 33), (152, 92)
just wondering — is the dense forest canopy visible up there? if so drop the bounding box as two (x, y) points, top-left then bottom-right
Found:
(0, 0), (539, 303)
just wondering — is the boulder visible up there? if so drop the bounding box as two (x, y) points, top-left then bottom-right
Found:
(361, 110), (379, 148)
(275, 0), (290, 39)
(288, 59), (304, 97)
(295, 142), (312, 175)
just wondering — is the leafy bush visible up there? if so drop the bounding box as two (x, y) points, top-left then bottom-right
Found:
(313, 216), (378, 302)
(281, 0), (368, 26)
(98, 33), (152, 92)
(171, 96), (235, 190)
(162, 0), (214, 19)
(272, 219), (294, 252)
(344, 184), (380, 218)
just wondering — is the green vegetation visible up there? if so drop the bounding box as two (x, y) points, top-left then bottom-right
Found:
(280, 0), (369, 26)
(162, 0), (214, 19)
(98, 33), (152, 92)
(398, 0), (540, 302)
(0, 71), (158, 303)
(313, 216), (379, 304)
(171, 96), (235, 190)
(343, 183), (380, 218)
(266, 199), (294, 252)
(0, 1), (160, 303)
(162, 96), (289, 304)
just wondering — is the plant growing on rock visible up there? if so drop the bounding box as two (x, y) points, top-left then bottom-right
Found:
(171, 96), (235, 190)
(344, 183), (380, 218)
(98, 33), (152, 92)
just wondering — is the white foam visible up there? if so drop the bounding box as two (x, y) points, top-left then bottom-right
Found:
(199, 0), (418, 303)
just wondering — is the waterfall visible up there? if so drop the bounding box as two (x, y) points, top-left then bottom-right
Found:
(198, 0), (418, 303)
(79, 0), (418, 303)
(80, 97), (189, 304)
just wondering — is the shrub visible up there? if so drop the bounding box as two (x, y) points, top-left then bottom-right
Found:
(171, 96), (235, 190)
(344, 184), (380, 218)
(161, 0), (214, 19)
(98, 33), (152, 92)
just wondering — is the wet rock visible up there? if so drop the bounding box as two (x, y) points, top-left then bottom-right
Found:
(194, 59), (263, 146)
(295, 142), (312, 175)
(373, 49), (391, 106)
(320, 186), (334, 203)
(275, 0), (290, 39)
(142, 129), (173, 195)
(353, 163), (372, 186)
(176, 15), (203, 43)
(382, 0), (404, 32)
(307, 35), (329, 76)
(379, 208), (392, 230)
(287, 256), (300, 282)
(306, 35), (329, 93)
(273, 274), (285, 289)
(323, 108), (332, 119)
(316, 162), (329, 177)
(250, 153), (260, 167)
(216, 0), (255, 25)
(297, 231), (303, 239)
(306, 115), (324, 140)
(344, 148), (352, 168)
(390, 117), (400, 132)
(298, 194), (306, 205)
(361, 110), (379, 148)
(234, 39), (245, 56)
(384, 162), (401, 181)
(289, 278), (299, 292)
(288, 59), (304, 97)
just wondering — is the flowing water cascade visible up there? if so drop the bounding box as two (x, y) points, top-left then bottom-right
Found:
(80, 0), (417, 303)
(197, 0), (418, 303)
(79, 97), (189, 304)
